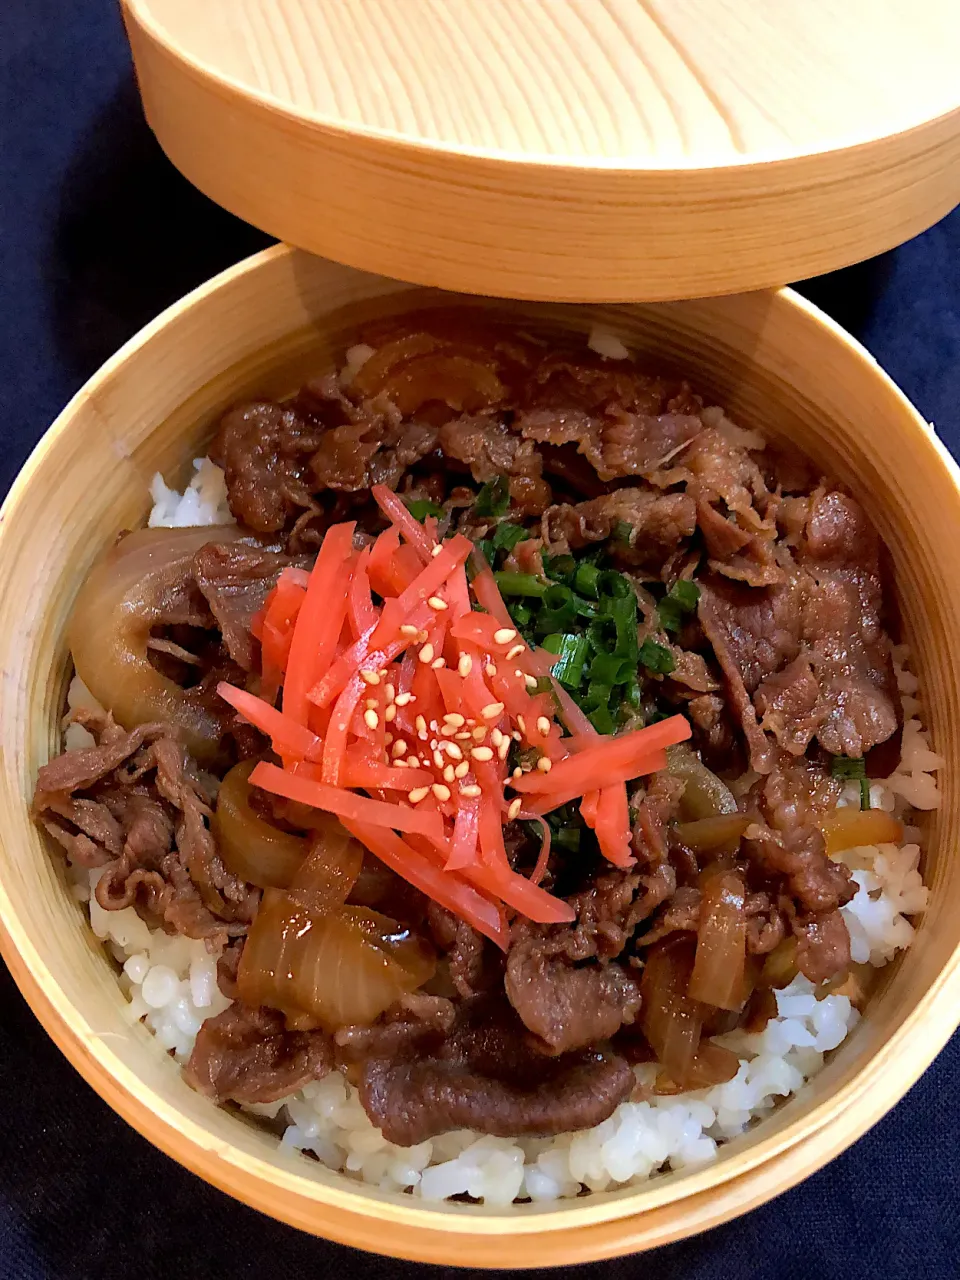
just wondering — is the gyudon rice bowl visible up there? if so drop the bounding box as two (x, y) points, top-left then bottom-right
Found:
(34, 309), (938, 1206)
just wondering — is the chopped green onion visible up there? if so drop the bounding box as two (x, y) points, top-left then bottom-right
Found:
(491, 522), (527, 555)
(573, 562), (602, 599)
(588, 704), (617, 734)
(639, 637), (676, 675)
(613, 520), (634, 544)
(543, 554), (576, 583)
(401, 497), (443, 522)
(507, 600), (533, 629)
(860, 776), (872, 810)
(600, 593), (639, 660)
(554, 827), (581, 853)
(589, 651), (634, 685)
(598, 569), (632, 599)
(671, 579), (701, 611)
(474, 475), (510, 518)
(542, 633), (589, 688)
(474, 539), (495, 569)
(623, 679), (643, 709)
(494, 572), (548, 598)
(658, 578), (701, 633)
(831, 755), (866, 780)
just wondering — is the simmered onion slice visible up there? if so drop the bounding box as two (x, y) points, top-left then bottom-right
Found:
(69, 526), (247, 762)
(238, 900), (435, 1030)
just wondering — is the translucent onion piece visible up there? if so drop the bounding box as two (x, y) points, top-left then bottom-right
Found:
(238, 901), (435, 1031)
(666, 744), (739, 821)
(212, 760), (308, 888)
(688, 870), (747, 1011)
(69, 526), (247, 761)
(819, 807), (903, 855)
(287, 826), (364, 917)
(640, 936), (703, 1082)
(652, 1040), (740, 1093)
(674, 814), (750, 855)
(760, 935), (800, 989)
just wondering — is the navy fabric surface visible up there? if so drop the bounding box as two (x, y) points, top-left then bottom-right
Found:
(2, 4), (959, 1277)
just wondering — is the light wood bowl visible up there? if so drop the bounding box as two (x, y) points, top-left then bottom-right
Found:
(119, 0), (960, 304)
(1, 246), (959, 1264)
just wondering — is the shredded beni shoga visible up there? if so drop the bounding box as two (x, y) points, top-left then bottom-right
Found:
(219, 484), (691, 947)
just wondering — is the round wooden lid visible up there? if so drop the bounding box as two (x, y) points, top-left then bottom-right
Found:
(122, 0), (960, 302)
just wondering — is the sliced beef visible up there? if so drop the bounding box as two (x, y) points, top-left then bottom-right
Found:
(790, 909), (852, 984)
(505, 938), (641, 1054)
(427, 904), (492, 998)
(542, 488), (696, 570)
(518, 404), (702, 483)
(358, 995), (634, 1145)
(744, 824), (855, 916)
(35, 712), (256, 944)
(210, 401), (319, 533)
(698, 490), (899, 770)
(194, 541), (307, 671)
(438, 412), (543, 483)
(185, 1004), (332, 1105)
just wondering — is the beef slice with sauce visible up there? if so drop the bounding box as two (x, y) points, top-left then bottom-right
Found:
(698, 490), (900, 772)
(358, 995), (635, 1146)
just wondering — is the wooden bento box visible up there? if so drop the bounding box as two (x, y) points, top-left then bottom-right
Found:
(1, 246), (960, 1265)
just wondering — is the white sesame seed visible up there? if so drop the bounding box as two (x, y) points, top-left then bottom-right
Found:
(485, 663), (498, 678)
(524, 674), (538, 690)
(395, 692), (414, 706)
(385, 683), (396, 702)
(498, 738), (510, 760)
(431, 657), (446, 669)
(443, 764), (456, 783)
(513, 766), (523, 779)
(471, 746), (494, 762)
(385, 733), (393, 745)
(433, 749), (445, 769)
(455, 731), (472, 742)
(461, 784), (482, 798)
(428, 596), (448, 611)
(363, 709), (379, 730)
(472, 726), (488, 741)
(394, 757), (408, 768)
(415, 715), (427, 734)
(454, 761), (470, 778)
(507, 798), (522, 821)
(392, 740), (408, 757)
(506, 644), (524, 661)
(537, 716), (551, 736)
(537, 756), (553, 773)
(490, 728), (504, 747)
(443, 713), (465, 727)
(493, 627), (517, 645)
(360, 669), (380, 685)
(457, 654), (473, 677)
(481, 702), (504, 721)
(408, 786), (430, 803)
(440, 724), (458, 736)
(384, 703), (397, 722)
(445, 743), (463, 760)
(517, 715), (527, 735)
(400, 624), (419, 638)
(512, 731), (522, 741)
(418, 643), (435, 665)
(429, 544), (442, 557)
(432, 783), (451, 802)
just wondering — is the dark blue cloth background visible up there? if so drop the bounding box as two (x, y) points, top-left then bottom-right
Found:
(2, 4), (959, 1277)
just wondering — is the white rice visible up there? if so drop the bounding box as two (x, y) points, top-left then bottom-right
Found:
(148, 457), (234, 529)
(587, 325), (632, 362)
(58, 466), (937, 1204)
